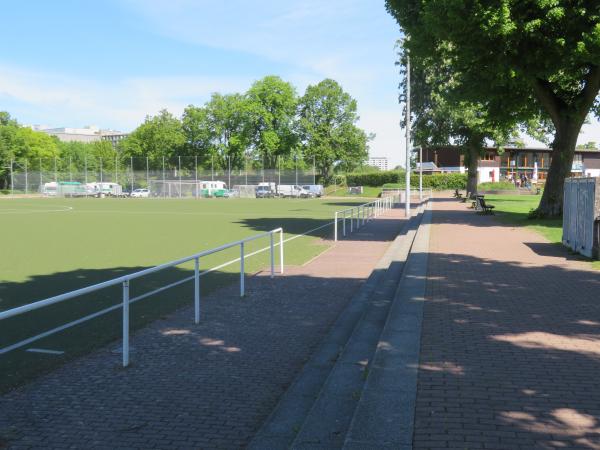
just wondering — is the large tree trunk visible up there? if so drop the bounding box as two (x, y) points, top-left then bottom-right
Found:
(536, 117), (581, 217)
(465, 141), (480, 195)
(532, 69), (600, 218)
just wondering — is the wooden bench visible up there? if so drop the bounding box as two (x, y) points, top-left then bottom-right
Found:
(475, 196), (495, 214)
(453, 189), (463, 199)
(461, 191), (472, 203)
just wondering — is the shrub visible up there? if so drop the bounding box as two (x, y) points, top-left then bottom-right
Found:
(346, 171), (467, 190)
(346, 170), (405, 187)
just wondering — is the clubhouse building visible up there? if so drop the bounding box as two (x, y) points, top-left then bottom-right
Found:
(419, 146), (600, 183)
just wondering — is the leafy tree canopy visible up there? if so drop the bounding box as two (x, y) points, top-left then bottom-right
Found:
(297, 79), (370, 181)
(386, 0), (600, 216)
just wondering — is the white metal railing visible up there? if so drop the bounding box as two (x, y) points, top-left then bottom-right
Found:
(333, 195), (397, 241)
(0, 228), (284, 367)
(381, 187), (433, 201)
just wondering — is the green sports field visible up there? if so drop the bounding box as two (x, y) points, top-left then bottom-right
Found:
(0, 196), (366, 391)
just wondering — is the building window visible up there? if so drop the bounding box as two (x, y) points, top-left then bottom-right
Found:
(481, 152), (495, 161)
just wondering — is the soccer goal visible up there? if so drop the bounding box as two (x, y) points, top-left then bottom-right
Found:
(149, 180), (202, 198)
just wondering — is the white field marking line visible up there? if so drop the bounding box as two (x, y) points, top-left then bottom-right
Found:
(59, 208), (337, 218)
(26, 348), (64, 355)
(0, 206), (73, 214)
(0, 217), (359, 355)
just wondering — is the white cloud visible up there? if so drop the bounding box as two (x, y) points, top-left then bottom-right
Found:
(0, 64), (250, 130)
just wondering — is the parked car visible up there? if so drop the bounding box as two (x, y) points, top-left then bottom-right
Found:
(131, 188), (150, 198)
(302, 184), (324, 197)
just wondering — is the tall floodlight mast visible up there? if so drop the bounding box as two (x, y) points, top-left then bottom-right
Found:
(405, 50), (411, 217)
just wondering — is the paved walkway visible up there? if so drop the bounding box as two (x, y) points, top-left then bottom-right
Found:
(416, 196), (600, 450)
(0, 208), (408, 449)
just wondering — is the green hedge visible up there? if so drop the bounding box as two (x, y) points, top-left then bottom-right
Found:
(411, 173), (467, 190)
(348, 171), (467, 190)
(346, 171), (405, 187)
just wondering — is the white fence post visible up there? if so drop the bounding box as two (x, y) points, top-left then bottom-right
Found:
(270, 233), (275, 278)
(279, 229), (284, 274)
(194, 257), (200, 324)
(240, 242), (245, 297)
(122, 280), (130, 367)
(334, 212), (338, 242)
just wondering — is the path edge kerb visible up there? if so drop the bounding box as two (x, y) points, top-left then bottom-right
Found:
(344, 201), (432, 449)
(249, 207), (424, 448)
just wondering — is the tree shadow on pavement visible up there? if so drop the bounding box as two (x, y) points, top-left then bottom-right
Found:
(0, 269), (372, 449)
(415, 250), (600, 449)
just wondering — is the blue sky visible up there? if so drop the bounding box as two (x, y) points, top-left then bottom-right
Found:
(1, 1), (599, 167)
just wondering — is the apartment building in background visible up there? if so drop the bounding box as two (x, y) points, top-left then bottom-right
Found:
(367, 156), (389, 171)
(33, 125), (129, 147)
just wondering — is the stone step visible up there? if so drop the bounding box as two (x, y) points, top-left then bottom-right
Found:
(288, 206), (425, 449)
(247, 209), (420, 450)
(343, 204), (431, 450)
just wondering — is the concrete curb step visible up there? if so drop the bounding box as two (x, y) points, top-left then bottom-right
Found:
(248, 207), (423, 450)
(289, 205), (426, 449)
(343, 203), (432, 450)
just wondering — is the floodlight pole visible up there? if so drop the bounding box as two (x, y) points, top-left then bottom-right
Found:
(131, 156), (134, 193)
(146, 157), (149, 190)
(228, 155), (231, 189)
(313, 155), (316, 185)
(405, 52), (411, 218)
(10, 158), (13, 195)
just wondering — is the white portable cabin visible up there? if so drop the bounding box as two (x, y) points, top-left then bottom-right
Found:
(199, 180), (228, 197)
(86, 182), (123, 196)
(42, 182), (58, 196)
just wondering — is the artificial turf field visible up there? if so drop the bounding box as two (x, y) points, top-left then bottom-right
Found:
(0, 196), (365, 391)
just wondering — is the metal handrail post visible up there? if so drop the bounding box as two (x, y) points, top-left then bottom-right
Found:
(279, 229), (284, 274)
(270, 233), (275, 278)
(194, 257), (200, 324)
(334, 212), (338, 242)
(122, 280), (130, 367)
(240, 242), (245, 297)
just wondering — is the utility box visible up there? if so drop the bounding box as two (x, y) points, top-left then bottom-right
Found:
(563, 177), (600, 259)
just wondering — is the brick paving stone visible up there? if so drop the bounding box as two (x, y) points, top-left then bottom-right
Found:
(415, 196), (600, 450)
(0, 207), (408, 449)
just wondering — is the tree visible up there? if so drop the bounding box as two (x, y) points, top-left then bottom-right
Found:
(0, 114), (59, 188)
(119, 109), (185, 163)
(297, 79), (370, 181)
(386, 0), (600, 216)
(246, 76), (298, 168)
(398, 47), (517, 194)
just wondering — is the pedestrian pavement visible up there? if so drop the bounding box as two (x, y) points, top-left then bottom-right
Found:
(0, 206), (408, 449)
(416, 196), (600, 450)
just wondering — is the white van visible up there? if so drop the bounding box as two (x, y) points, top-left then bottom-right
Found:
(302, 184), (324, 197)
(278, 185), (311, 198)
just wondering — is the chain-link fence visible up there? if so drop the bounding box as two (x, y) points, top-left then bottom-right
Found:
(1, 156), (317, 197)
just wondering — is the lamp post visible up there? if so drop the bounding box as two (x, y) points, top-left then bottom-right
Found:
(419, 146), (423, 201)
(405, 51), (411, 217)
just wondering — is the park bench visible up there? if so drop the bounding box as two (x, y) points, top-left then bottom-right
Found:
(475, 196), (495, 214)
(453, 189), (463, 199)
(461, 191), (472, 203)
